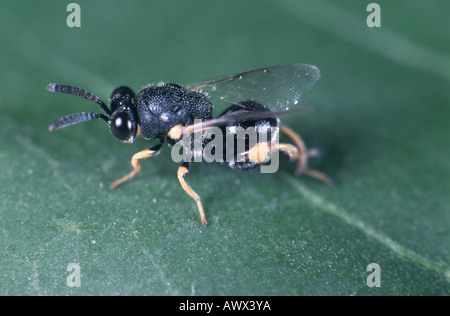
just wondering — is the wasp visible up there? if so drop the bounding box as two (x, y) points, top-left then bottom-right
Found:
(47, 64), (331, 226)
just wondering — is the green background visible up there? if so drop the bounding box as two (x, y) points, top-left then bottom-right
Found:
(0, 0), (449, 295)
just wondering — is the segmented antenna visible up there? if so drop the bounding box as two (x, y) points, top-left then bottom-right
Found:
(48, 112), (109, 131)
(47, 83), (111, 115)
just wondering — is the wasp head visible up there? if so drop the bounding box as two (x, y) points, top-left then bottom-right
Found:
(47, 84), (138, 143)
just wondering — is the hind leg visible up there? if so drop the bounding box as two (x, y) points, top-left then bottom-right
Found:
(281, 126), (333, 185)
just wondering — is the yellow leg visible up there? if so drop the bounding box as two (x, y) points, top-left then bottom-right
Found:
(177, 162), (207, 227)
(272, 143), (299, 160)
(280, 126), (310, 173)
(247, 142), (299, 164)
(280, 126), (333, 185)
(110, 144), (162, 189)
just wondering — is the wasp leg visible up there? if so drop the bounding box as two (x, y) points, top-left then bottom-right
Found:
(177, 162), (207, 227)
(110, 143), (162, 189)
(247, 141), (300, 164)
(280, 126), (333, 185)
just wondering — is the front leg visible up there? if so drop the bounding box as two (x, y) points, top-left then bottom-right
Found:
(110, 143), (162, 188)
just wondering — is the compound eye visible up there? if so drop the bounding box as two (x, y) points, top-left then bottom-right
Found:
(111, 112), (133, 141)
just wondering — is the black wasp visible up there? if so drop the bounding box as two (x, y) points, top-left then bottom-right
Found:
(48, 64), (331, 226)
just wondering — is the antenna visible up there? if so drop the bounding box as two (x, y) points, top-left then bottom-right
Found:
(47, 83), (112, 131)
(48, 112), (109, 131)
(47, 83), (111, 116)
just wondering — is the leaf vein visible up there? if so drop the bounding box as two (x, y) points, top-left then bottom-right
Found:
(282, 173), (450, 280)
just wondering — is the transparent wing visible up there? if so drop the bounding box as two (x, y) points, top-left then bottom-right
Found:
(185, 64), (320, 111)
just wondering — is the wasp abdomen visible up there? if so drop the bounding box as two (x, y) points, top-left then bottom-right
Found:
(218, 101), (280, 170)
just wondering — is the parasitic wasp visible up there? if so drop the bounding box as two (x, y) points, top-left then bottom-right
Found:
(48, 64), (331, 226)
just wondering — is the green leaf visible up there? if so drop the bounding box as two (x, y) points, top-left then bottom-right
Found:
(0, 0), (449, 295)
